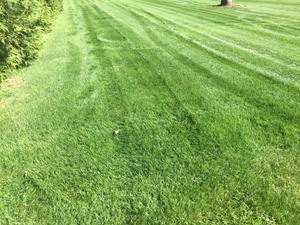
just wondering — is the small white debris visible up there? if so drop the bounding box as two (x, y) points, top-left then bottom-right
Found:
(24, 171), (28, 178)
(114, 130), (120, 135)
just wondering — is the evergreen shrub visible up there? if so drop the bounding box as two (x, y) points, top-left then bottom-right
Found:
(0, 0), (63, 82)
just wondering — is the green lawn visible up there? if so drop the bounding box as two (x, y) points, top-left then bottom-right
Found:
(0, 0), (300, 224)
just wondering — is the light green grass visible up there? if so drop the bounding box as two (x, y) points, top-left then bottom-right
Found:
(0, 0), (300, 224)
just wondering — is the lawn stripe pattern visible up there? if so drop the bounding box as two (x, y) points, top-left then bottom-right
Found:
(0, 0), (299, 224)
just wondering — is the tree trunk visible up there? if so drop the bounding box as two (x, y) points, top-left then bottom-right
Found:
(220, 0), (232, 6)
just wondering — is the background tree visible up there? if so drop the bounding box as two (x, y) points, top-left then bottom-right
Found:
(220, 0), (232, 6)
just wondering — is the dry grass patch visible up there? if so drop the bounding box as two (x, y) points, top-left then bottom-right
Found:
(0, 77), (25, 107)
(1, 77), (25, 91)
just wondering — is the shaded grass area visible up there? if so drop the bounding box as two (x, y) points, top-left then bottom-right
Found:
(0, 0), (299, 224)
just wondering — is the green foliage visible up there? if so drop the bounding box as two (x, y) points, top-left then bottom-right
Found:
(0, 0), (63, 82)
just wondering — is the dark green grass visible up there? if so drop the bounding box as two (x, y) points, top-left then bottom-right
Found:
(0, 0), (299, 224)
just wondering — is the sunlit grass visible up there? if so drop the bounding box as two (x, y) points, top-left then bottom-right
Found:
(0, 0), (299, 224)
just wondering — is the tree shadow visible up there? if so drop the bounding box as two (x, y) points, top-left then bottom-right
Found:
(210, 4), (243, 8)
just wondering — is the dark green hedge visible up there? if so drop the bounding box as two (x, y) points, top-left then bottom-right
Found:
(0, 0), (63, 82)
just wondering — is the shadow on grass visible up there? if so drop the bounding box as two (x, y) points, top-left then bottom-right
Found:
(210, 4), (243, 8)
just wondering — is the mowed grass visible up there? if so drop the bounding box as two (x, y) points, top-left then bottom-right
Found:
(0, 0), (300, 223)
